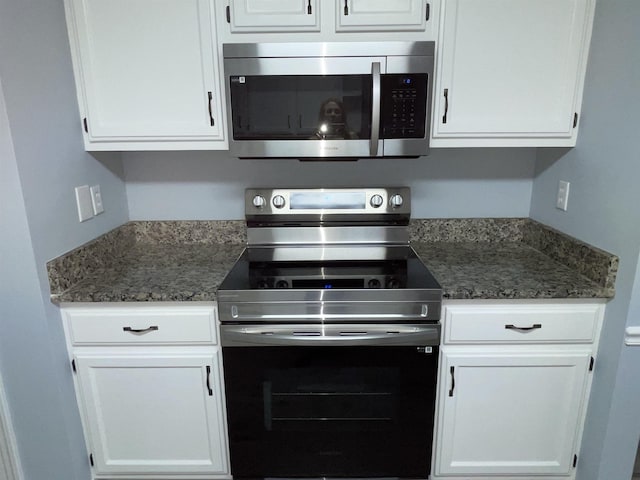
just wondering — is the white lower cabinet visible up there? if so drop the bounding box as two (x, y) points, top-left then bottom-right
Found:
(61, 304), (230, 479)
(436, 349), (590, 476)
(75, 352), (227, 476)
(433, 301), (605, 480)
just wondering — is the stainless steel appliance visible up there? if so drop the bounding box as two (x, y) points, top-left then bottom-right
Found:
(223, 42), (435, 159)
(217, 188), (442, 480)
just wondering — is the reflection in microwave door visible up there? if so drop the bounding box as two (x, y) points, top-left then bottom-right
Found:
(311, 98), (359, 140)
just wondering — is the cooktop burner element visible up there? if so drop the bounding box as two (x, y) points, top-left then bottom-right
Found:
(217, 187), (442, 324)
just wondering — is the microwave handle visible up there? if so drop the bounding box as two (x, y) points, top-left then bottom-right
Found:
(370, 62), (381, 157)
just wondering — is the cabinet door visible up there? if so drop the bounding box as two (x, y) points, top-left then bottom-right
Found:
(435, 349), (590, 476)
(432, 0), (594, 145)
(228, 0), (320, 32)
(75, 352), (228, 475)
(67, 0), (224, 147)
(337, 0), (428, 32)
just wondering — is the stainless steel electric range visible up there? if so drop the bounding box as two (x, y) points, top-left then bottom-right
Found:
(217, 187), (442, 480)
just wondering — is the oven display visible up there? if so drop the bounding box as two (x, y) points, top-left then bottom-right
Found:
(290, 191), (366, 210)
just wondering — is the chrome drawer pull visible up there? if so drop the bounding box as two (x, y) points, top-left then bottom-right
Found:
(123, 326), (159, 334)
(505, 323), (542, 332)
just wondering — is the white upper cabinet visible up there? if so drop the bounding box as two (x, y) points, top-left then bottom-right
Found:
(336, 0), (429, 32)
(228, 0), (320, 32)
(219, 1), (439, 39)
(65, 0), (226, 150)
(431, 0), (595, 147)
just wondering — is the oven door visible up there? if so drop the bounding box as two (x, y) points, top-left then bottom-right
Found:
(221, 324), (439, 479)
(224, 55), (386, 158)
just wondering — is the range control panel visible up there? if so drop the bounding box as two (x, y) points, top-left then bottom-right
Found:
(245, 187), (411, 216)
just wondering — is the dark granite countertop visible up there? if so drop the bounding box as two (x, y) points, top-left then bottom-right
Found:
(48, 219), (617, 303)
(413, 242), (611, 299)
(54, 243), (244, 302)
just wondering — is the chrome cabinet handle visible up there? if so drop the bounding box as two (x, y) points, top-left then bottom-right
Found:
(123, 326), (158, 334)
(442, 88), (449, 124)
(505, 323), (542, 332)
(370, 62), (381, 157)
(207, 91), (215, 126)
(449, 366), (455, 397)
(206, 366), (213, 396)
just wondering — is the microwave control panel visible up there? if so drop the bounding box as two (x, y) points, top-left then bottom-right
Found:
(381, 74), (428, 139)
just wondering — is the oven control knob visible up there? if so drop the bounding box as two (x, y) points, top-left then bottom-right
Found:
(370, 194), (384, 208)
(387, 278), (401, 289)
(257, 279), (270, 289)
(368, 278), (381, 289)
(252, 195), (266, 208)
(272, 195), (286, 209)
(275, 280), (289, 289)
(389, 194), (404, 208)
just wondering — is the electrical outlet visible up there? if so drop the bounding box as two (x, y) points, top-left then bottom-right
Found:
(556, 180), (570, 211)
(90, 185), (104, 215)
(75, 185), (94, 222)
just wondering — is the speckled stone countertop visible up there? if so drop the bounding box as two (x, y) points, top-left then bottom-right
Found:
(48, 219), (617, 303)
(48, 221), (245, 303)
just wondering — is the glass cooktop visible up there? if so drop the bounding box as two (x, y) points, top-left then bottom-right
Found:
(219, 245), (441, 292)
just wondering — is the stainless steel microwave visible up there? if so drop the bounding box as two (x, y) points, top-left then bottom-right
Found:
(223, 42), (434, 159)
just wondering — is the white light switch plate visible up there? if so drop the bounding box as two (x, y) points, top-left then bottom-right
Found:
(75, 185), (94, 222)
(556, 180), (570, 211)
(90, 185), (104, 215)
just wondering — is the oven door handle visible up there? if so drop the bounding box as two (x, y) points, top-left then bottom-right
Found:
(221, 324), (440, 347)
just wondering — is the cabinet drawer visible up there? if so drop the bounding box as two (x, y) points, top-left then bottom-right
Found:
(444, 304), (602, 344)
(64, 306), (216, 345)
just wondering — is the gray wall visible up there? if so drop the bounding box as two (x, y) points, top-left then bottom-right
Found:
(123, 148), (536, 220)
(529, 0), (640, 478)
(0, 0), (129, 478)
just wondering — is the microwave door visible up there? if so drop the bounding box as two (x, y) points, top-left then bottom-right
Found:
(225, 56), (387, 158)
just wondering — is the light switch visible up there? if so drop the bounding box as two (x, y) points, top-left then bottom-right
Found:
(75, 185), (94, 222)
(90, 185), (104, 215)
(556, 180), (570, 211)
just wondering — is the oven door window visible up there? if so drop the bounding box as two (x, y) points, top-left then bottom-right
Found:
(229, 75), (373, 141)
(223, 346), (438, 478)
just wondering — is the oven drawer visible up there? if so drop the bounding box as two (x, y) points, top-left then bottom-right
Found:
(64, 306), (217, 345)
(444, 303), (602, 344)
